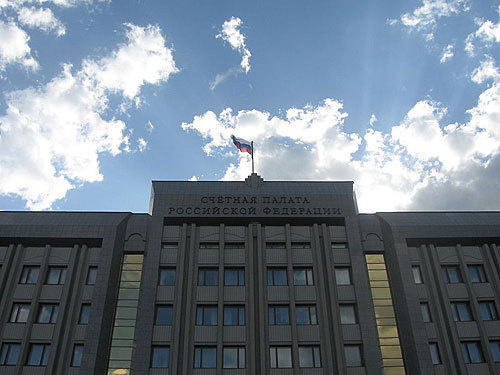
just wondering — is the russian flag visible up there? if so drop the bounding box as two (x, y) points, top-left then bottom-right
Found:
(231, 135), (253, 155)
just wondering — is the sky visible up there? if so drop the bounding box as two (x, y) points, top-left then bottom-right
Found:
(0, 0), (499, 213)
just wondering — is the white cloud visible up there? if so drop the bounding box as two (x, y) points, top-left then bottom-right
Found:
(440, 43), (454, 63)
(471, 56), (500, 83)
(189, 175), (198, 181)
(369, 114), (377, 126)
(146, 120), (154, 132)
(216, 16), (251, 73)
(209, 66), (241, 90)
(18, 6), (65, 36)
(0, 19), (38, 71)
(0, 23), (177, 209)
(137, 137), (147, 152)
(465, 9), (500, 56)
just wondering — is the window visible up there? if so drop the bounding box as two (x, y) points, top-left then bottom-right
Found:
(412, 266), (423, 284)
(266, 242), (286, 249)
(421, 303), (432, 323)
(299, 346), (321, 368)
(37, 304), (59, 324)
(332, 242), (348, 249)
(86, 267), (97, 285)
(344, 345), (362, 367)
(451, 302), (473, 322)
(224, 268), (245, 286)
(490, 341), (500, 362)
(194, 347), (216, 368)
(442, 266), (462, 284)
(10, 303), (30, 323)
(199, 242), (219, 249)
(198, 268), (218, 286)
(79, 304), (91, 325)
(19, 266), (39, 284)
(155, 305), (173, 325)
(223, 347), (245, 368)
(291, 242), (311, 249)
(159, 268), (176, 286)
(339, 304), (357, 324)
(27, 344), (50, 366)
(293, 268), (314, 286)
(71, 345), (83, 367)
(335, 267), (351, 285)
(224, 306), (245, 326)
(468, 265), (487, 283)
(46, 266), (67, 285)
(0, 343), (20, 365)
(296, 305), (317, 325)
(461, 342), (484, 364)
(267, 268), (287, 286)
(196, 305), (217, 326)
(268, 305), (290, 325)
(479, 301), (498, 321)
(162, 242), (177, 250)
(224, 242), (245, 249)
(270, 346), (292, 368)
(151, 346), (170, 368)
(429, 343), (441, 365)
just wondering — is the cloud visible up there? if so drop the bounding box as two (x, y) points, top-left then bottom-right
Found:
(369, 114), (377, 126)
(209, 66), (241, 90)
(18, 6), (66, 36)
(146, 120), (154, 132)
(0, 19), (38, 71)
(465, 8), (500, 56)
(0, 23), (177, 209)
(189, 175), (199, 181)
(137, 137), (147, 152)
(440, 43), (454, 63)
(216, 16), (251, 73)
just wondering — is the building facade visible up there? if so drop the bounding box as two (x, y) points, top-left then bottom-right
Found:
(1, 173), (500, 374)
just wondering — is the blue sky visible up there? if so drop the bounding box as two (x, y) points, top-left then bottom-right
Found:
(0, 0), (499, 213)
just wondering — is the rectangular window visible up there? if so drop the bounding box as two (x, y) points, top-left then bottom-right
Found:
(266, 242), (286, 249)
(442, 265), (462, 284)
(155, 305), (173, 325)
(291, 242), (311, 249)
(0, 343), (20, 366)
(451, 302), (473, 322)
(10, 303), (30, 323)
(19, 266), (40, 284)
(79, 304), (91, 325)
(223, 347), (245, 368)
(224, 242), (245, 249)
(299, 346), (321, 368)
(159, 268), (176, 286)
(296, 305), (317, 325)
(194, 347), (216, 368)
(71, 344), (83, 367)
(86, 266), (97, 285)
(151, 346), (170, 368)
(268, 305), (290, 325)
(198, 268), (218, 286)
(468, 265), (487, 283)
(224, 268), (245, 286)
(199, 242), (219, 249)
(335, 267), (351, 285)
(46, 266), (67, 285)
(293, 268), (314, 286)
(344, 345), (362, 367)
(269, 346), (292, 368)
(37, 304), (59, 324)
(331, 242), (348, 249)
(461, 341), (484, 364)
(421, 303), (432, 323)
(267, 268), (288, 286)
(27, 343), (50, 366)
(479, 301), (498, 321)
(490, 341), (500, 362)
(339, 304), (357, 324)
(412, 266), (423, 284)
(196, 305), (217, 326)
(224, 306), (245, 326)
(162, 242), (177, 250)
(429, 343), (441, 365)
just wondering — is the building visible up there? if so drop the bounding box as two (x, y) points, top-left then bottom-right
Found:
(1, 173), (500, 374)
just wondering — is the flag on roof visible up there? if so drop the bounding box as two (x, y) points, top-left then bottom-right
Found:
(231, 135), (253, 155)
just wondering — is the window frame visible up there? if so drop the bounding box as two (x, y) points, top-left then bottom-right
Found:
(490, 340), (500, 362)
(196, 305), (218, 326)
(159, 267), (176, 286)
(86, 266), (97, 285)
(293, 268), (314, 286)
(461, 341), (484, 364)
(451, 302), (473, 322)
(46, 266), (67, 285)
(26, 343), (50, 366)
(224, 242), (245, 249)
(78, 304), (91, 325)
(268, 305), (290, 325)
(478, 301), (498, 321)
(19, 265), (40, 284)
(429, 342), (441, 365)
(71, 344), (83, 367)
(441, 265), (462, 284)
(151, 346), (170, 368)
(344, 345), (363, 367)
(331, 242), (348, 249)
(335, 267), (352, 285)
(10, 303), (30, 323)
(199, 242), (219, 249)
(291, 242), (311, 249)
(269, 346), (292, 368)
(339, 304), (357, 325)
(299, 346), (322, 368)
(155, 305), (173, 326)
(468, 265), (487, 283)
(0, 343), (21, 366)
(224, 268), (245, 286)
(198, 268), (218, 286)
(223, 346), (245, 369)
(193, 346), (217, 369)
(412, 265), (423, 284)
(420, 302), (432, 323)
(223, 305), (245, 326)
(267, 268), (288, 286)
(37, 304), (59, 324)
(295, 305), (318, 325)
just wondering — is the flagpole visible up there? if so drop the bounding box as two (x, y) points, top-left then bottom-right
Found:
(251, 141), (254, 174)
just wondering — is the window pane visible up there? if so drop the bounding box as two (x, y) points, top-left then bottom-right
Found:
(156, 306), (173, 325)
(340, 305), (356, 324)
(202, 347), (216, 368)
(238, 347), (245, 368)
(159, 269), (175, 286)
(152, 347), (169, 368)
(204, 270), (218, 286)
(277, 347), (292, 368)
(38, 305), (52, 323)
(274, 269), (287, 285)
(270, 347), (277, 368)
(429, 343), (441, 364)
(296, 306), (310, 325)
(87, 267), (97, 285)
(79, 305), (90, 324)
(468, 342), (484, 363)
(299, 347), (313, 367)
(205, 307), (217, 325)
(294, 270), (306, 285)
(421, 303), (431, 323)
(275, 306), (289, 325)
(224, 270), (238, 286)
(345, 345), (362, 366)
(1, 343), (20, 365)
(457, 303), (472, 321)
(412, 266), (422, 284)
(71, 345), (83, 367)
(223, 348), (237, 368)
(449, 267), (461, 283)
(194, 348), (201, 368)
(490, 341), (500, 362)
(28, 344), (44, 366)
(47, 268), (61, 284)
(335, 268), (351, 285)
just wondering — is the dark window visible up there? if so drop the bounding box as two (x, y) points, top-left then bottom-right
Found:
(412, 266), (423, 284)
(10, 303), (30, 323)
(198, 268), (218, 286)
(478, 301), (497, 321)
(461, 342), (484, 364)
(270, 346), (292, 368)
(335, 267), (351, 285)
(429, 343), (441, 365)
(269, 305), (290, 325)
(266, 242), (286, 249)
(224, 268), (245, 286)
(468, 265), (487, 283)
(162, 242), (177, 250)
(421, 303), (432, 323)
(344, 345), (362, 366)
(299, 346), (321, 368)
(339, 304), (357, 324)
(194, 347), (216, 368)
(155, 305), (173, 325)
(490, 341), (500, 362)
(27, 344), (50, 366)
(37, 304), (59, 324)
(224, 306), (245, 326)
(19, 266), (40, 284)
(451, 302), (473, 322)
(223, 347), (245, 368)
(151, 346), (170, 368)
(293, 268), (314, 286)
(331, 242), (348, 249)
(199, 242), (219, 249)
(267, 268), (288, 286)
(291, 242), (311, 249)
(159, 268), (176, 286)
(46, 267), (67, 285)
(224, 243), (245, 249)
(442, 266), (462, 284)
(196, 306), (217, 326)
(86, 267), (97, 285)
(0, 343), (20, 365)
(296, 305), (317, 325)
(71, 345), (83, 367)
(79, 304), (91, 325)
